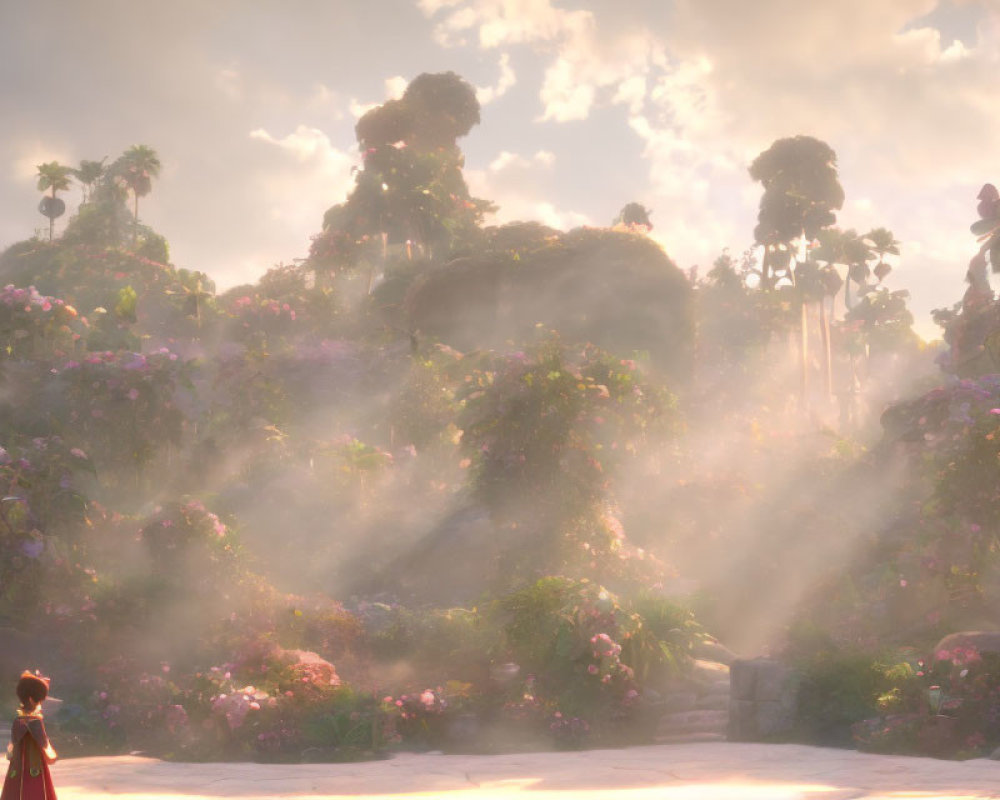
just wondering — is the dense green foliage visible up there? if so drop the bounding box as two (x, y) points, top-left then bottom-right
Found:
(5, 70), (997, 762)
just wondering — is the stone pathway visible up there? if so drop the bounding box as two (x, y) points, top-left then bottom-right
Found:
(51, 742), (1000, 799)
(655, 657), (730, 743)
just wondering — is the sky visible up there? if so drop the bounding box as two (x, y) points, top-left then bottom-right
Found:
(3, 0), (999, 340)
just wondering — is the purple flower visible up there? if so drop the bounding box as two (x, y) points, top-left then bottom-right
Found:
(21, 540), (43, 559)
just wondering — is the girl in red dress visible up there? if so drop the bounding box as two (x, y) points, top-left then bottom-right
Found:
(0, 672), (57, 800)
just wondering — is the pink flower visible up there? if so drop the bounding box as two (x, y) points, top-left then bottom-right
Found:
(127, 388), (140, 401)
(588, 664), (599, 675)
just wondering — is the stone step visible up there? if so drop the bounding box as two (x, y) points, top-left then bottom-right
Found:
(661, 691), (698, 713)
(694, 693), (729, 712)
(654, 731), (726, 745)
(691, 638), (738, 666)
(662, 687), (729, 713)
(691, 658), (730, 682)
(703, 678), (731, 695)
(657, 709), (728, 736)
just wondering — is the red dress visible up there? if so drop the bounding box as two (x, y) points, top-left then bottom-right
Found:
(0, 711), (57, 800)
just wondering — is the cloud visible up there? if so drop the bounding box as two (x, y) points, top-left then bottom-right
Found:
(421, 0), (664, 121)
(5, 0), (998, 335)
(349, 99), (377, 119)
(384, 75), (409, 100)
(476, 53), (517, 104)
(423, 0), (593, 49)
(538, 58), (597, 121)
(487, 149), (554, 172)
(348, 75), (411, 121)
(246, 125), (356, 245)
(250, 126), (353, 173)
(613, 75), (647, 115)
(467, 147), (589, 230)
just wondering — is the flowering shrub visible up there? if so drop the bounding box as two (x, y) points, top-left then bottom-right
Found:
(498, 577), (689, 745)
(0, 156), (709, 764)
(379, 687), (450, 748)
(548, 713), (590, 748)
(0, 284), (85, 362)
(838, 643), (1000, 758)
(0, 435), (94, 624)
(0, 240), (222, 346)
(46, 347), (191, 485)
(218, 264), (343, 353)
(453, 342), (674, 584)
(458, 343), (671, 515)
(798, 377), (1000, 647)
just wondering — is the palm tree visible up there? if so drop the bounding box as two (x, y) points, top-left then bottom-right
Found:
(843, 231), (874, 310)
(115, 145), (161, 246)
(36, 161), (74, 242)
(74, 157), (107, 204)
(863, 227), (900, 283)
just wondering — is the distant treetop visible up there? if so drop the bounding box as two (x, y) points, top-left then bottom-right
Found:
(356, 71), (480, 152)
(750, 135), (844, 246)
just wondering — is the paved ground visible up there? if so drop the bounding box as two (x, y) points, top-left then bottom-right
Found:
(49, 742), (1000, 799)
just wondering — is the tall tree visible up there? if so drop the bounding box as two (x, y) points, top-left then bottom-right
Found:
(74, 157), (107, 204)
(310, 71), (493, 293)
(115, 145), (161, 245)
(748, 136), (843, 409)
(36, 161), (74, 242)
(749, 136), (845, 289)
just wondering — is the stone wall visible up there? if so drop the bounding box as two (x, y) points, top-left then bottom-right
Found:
(728, 658), (799, 741)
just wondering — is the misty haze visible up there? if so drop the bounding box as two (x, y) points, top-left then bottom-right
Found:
(5, 2), (1000, 798)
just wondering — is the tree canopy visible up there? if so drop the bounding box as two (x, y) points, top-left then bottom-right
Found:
(311, 72), (492, 274)
(750, 135), (844, 253)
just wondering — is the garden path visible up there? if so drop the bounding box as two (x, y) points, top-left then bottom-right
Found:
(52, 742), (1000, 799)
